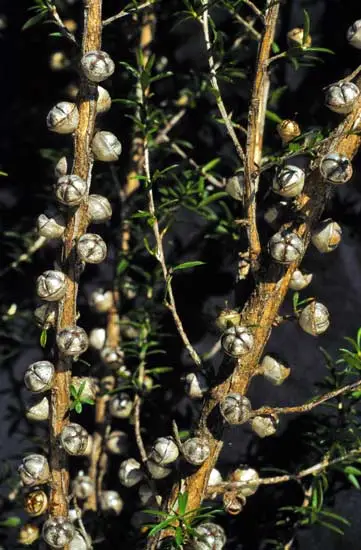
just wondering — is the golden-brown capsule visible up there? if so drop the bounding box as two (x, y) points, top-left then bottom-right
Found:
(18, 524), (40, 545)
(24, 490), (48, 517)
(287, 27), (312, 48)
(277, 119), (301, 144)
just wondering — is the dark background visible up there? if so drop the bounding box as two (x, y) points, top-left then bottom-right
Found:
(2, 0), (361, 548)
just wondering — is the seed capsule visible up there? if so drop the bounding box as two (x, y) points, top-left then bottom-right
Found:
(182, 437), (210, 466)
(118, 458), (144, 487)
(89, 327), (106, 350)
(36, 270), (66, 302)
(26, 396), (49, 422)
(18, 524), (40, 546)
(193, 522), (226, 550)
(70, 531), (91, 550)
(260, 354), (290, 386)
(55, 175), (87, 206)
(208, 469), (223, 499)
(139, 484), (157, 506)
(72, 472), (95, 499)
(54, 156), (69, 178)
(18, 454), (50, 487)
(42, 516), (75, 548)
(264, 201), (288, 229)
(272, 165), (305, 198)
(225, 174), (244, 201)
(37, 211), (66, 239)
(287, 27), (312, 48)
(99, 491), (124, 515)
(47, 102), (79, 134)
(34, 302), (58, 329)
(77, 233), (107, 264)
(109, 392), (133, 418)
(311, 219), (342, 253)
(216, 308), (241, 331)
(60, 423), (92, 456)
(184, 371), (209, 399)
(96, 85), (112, 113)
(347, 20), (361, 49)
(298, 301), (330, 336)
(250, 415), (279, 438)
(105, 430), (129, 455)
(101, 346), (125, 369)
(220, 393), (252, 425)
(56, 325), (89, 356)
(91, 130), (122, 162)
(88, 194), (112, 223)
(150, 436), (179, 466)
(229, 466), (260, 497)
(289, 269), (313, 291)
(89, 288), (114, 312)
(223, 491), (246, 515)
(325, 82), (360, 115)
(277, 119), (301, 144)
(268, 230), (304, 264)
(319, 153), (353, 185)
(23, 490), (48, 517)
(24, 361), (55, 393)
(81, 50), (115, 82)
(221, 326), (254, 357)
(71, 376), (98, 402)
(147, 459), (173, 479)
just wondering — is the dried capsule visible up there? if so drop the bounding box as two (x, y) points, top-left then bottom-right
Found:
(319, 153), (353, 185)
(289, 269), (313, 291)
(264, 201), (288, 229)
(272, 165), (305, 198)
(223, 491), (246, 515)
(24, 490), (48, 517)
(88, 194), (112, 223)
(60, 423), (92, 456)
(225, 174), (244, 201)
(47, 102), (79, 134)
(81, 50), (115, 82)
(193, 522), (226, 550)
(54, 156), (69, 178)
(24, 361), (55, 393)
(89, 288), (113, 312)
(91, 130), (122, 162)
(77, 233), (107, 264)
(287, 27), (312, 48)
(89, 327), (106, 350)
(216, 309), (241, 331)
(277, 119), (301, 144)
(36, 270), (66, 302)
(182, 437), (210, 466)
(229, 466), (260, 497)
(150, 436), (179, 466)
(72, 472), (95, 499)
(147, 459), (172, 479)
(37, 211), (66, 239)
(55, 175), (87, 206)
(298, 301), (330, 336)
(208, 468), (223, 499)
(347, 20), (361, 49)
(71, 376), (98, 401)
(118, 458), (144, 487)
(221, 326), (254, 357)
(325, 82), (360, 115)
(42, 516), (75, 548)
(99, 491), (123, 515)
(250, 415), (279, 438)
(105, 430), (129, 455)
(56, 325), (89, 356)
(70, 531), (91, 550)
(139, 484), (157, 506)
(18, 524), (40, 546)
(26, 396), (49, 422)
(184, 372), (209, 399)
(18, 454), (50, 487)
(260, 354), (291, 386)
(100, 346), (125, 369)
(96, 85), (112, 113)
(220, 393), (252, 425)
(34, 303), (58, 329)
(311, 219), (342, 253)
(109, 392), (133, 418)
(268, 230), (304, 264)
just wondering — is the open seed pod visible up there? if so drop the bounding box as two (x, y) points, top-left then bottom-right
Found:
(23, 489), (48, 517)
(250, 415), (279, 438)
(311, 219), (342, 253)
(56, 325), (89, 356)
(105, 430), (129, 455)
(268, 230), (304, 264)
(37, 211), (66, 239)
(18, 524), (40, 546)
(42, 516), (75, 548)
(81, 50), (115, 82)
(229, 466), (260, 497)
(26, 396), (49, 422)
(223, 491), (246, 515)
(60, 423), (92, 456)
(36, 270), (66, 302)
(99, 491), (124, 515)
(260, 354), (290, 386)
(272, 165), (305, 198)
(118, 458), (144, 487)
(91, 131), (122, 162)
(220, 393), (252, 425)
(221, 326), (254, 357)
(149, 436), (179, 466)
(109, 392), (133, 418)
(24, 361), (55, 393)
(47, 101), (79, 134)
(184, 371), (209, 399)
(88, 194), (112, 223)
(34, 303), (58, 329)
(325, 82), (360, 114)
(77, 233), (107, 264)
(182, 437), (210, 466)
(72, 472), (95, 499)
(55, 175), (87, 206)
(193, 522), (226, 550)
(18, 454), (50, 487)
(289, 269), (313, 291)
(319, 152), (353, 185)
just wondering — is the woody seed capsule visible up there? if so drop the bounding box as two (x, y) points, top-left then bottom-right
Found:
(56, 325), (89, 356)
(55, 175), (87, 206)
(81, 50), (115, 82)
(77, 233), (107, 264)
(36, 270), (66, 302)
(46, 102), (79, 134)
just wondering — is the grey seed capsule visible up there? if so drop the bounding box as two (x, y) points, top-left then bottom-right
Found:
(24, 361), (55, 393)
(81, 50), (115, 82)
(76, 233), (107, 264)
(193, 522), (226, 550)
(56, 325), (89, 356)
(109, 392), (133, 418)
(100, 346), (125, 369)
(260, 355), (290, 386)
(220, 393), (252, 425)
(47, 102), (79, 134)
(311, 219), (342, 253)
(26, 396), (49, 422)
(298, 301), (330, 336)
(99, 491), (123, 515)
(34, 302), (58, 329)
(118, 458), (144, 487)
(36, 270), (66, 302)
(96, 86), (112, 113)
(184, 372), (209, 399)
(147, 459), (172, 480)
(319, 153), (353, 185)
(182, 437), (210, 466)
(55, 175), (87, 206)
(250, 415), (279, 438)
(272, 165), (305, 198)
(150, 436), (179, 465)
(37, 211), (66, 239)
(347, 20), (361, 49)
(72, 473), (95, 499)
(91, 130), (122, 162)
(60, 423), (92, 456)
(89, 288), (113, 312)
(42, 516), (75, 548)
(88, 194), (112, 223)
(18, 454), (50, 487)
(289, 269), (313, 291)
(325, 82), (360, 115)
(221, 326), (254, 357)
(229, 466), (260, 497)
(268, 230), (304, 264)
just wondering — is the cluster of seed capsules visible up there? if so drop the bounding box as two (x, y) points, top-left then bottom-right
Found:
(17, 49), (124, 549)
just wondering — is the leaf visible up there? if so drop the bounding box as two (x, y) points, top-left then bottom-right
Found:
(40, 329), (47, 348)
(266, 110), (283, 123)
(172, 261), (206, 272)
(202, 158), (220, 173)
(22, 10), (47, 30)
(302, 10), (311, 46)
(292, 292), (300, 312)
(0, 171), (8, 176)
(347, 473), (360, 489)
(199, 192), (228, 207)
(75, 402), (82, 414)
(117, 258), (129, 275)
(177, 492), (189, 515)
(175, 526), (183, 546)
(0, 517), (21, 528)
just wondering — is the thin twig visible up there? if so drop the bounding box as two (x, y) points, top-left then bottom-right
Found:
(103, 0), (156, 27)
(232, 12), (261, 40)
(49, 4), (77, 45)
(243, 0), (265, 22)
(0, 235), (47, 277)
(251, 379), (361, 418)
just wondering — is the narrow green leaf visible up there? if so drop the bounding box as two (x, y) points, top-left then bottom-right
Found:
(117, 258), (129, 275)
(266, 110), (283, 123)
(75, 402), (82, 414)
(199, 192), (228, 207)
(348, 473), (360, 489)
(0, 171), (8, 176)
(177, 492), (188, 515)
(0, 517), (21, 528)
(172, 261), (206, 272)
(40, 329), (47, 348)
(202, 158), (220, 173)
(303, 10), (311, 46)
(22, 10), (47, 30)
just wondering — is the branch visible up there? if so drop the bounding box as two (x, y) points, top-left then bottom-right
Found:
(49, 0), (102, 521)
(48, 3), (77, 45)
(251, 379), (361, 418)
(102, 1), (157, 27)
